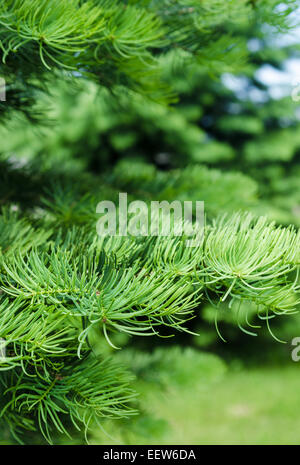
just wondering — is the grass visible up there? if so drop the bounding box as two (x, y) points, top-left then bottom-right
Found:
(91, 361), (300, 445)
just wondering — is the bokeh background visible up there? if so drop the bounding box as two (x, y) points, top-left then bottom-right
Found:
(0, 1), (300, 446)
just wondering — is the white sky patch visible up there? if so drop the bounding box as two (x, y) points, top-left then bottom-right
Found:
(255, 59), (300, 99)
(222, 6), (300, 101)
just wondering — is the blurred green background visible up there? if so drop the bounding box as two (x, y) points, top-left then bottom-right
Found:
(0, 1), (300, 446)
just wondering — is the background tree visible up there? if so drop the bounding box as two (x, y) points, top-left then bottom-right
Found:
(0, 0), (299, 444)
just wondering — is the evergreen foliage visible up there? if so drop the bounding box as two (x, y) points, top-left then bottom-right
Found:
(0, 0), (299, 444)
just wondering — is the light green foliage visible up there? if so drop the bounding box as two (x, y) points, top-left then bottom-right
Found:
(0, 203), (299, 442)
(111, 160), (259, 215)
(1, 0), (283, 111)
(0, 0), (299, 445)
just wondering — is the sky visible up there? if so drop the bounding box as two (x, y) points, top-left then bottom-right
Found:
(257, 9), (300, 99)
(223, 4), (300, 101)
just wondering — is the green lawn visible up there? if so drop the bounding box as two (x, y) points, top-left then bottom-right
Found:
(91, 363), (300, 445)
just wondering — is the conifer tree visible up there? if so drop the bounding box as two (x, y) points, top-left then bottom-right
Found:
(0, 0), (299, 444)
